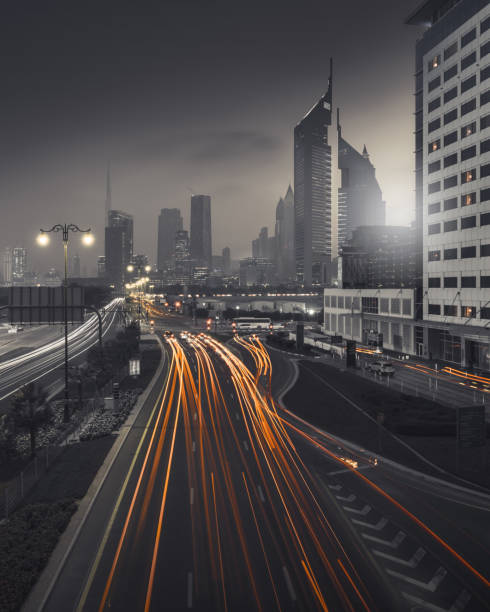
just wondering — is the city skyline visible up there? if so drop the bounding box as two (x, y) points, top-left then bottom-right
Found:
(0, 0), (425, 272)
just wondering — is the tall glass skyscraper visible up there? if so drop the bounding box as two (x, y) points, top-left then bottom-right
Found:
(105, 210), (134, 287)
(294, 59), (334, 286)
(190, 195), (212, 268)
(157, 208), (183, 272)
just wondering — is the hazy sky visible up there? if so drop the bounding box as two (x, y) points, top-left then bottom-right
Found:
(0, 0), (425, 274)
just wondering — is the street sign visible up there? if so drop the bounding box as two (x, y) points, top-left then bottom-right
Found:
(8, 286), (84, 324)
(457, 406), (486, 449)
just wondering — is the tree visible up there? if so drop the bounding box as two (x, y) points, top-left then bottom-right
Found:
(11, 383), (52, 458)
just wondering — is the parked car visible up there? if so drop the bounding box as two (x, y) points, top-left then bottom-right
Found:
(367, 360), (395, 376)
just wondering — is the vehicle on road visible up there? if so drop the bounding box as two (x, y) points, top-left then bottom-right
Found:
(232, 317), (272, 331)
(367, 360), (395, 376)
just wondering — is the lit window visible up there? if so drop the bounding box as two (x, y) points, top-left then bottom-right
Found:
(461, 306), (476, 318)
(432, 141), (439, 151)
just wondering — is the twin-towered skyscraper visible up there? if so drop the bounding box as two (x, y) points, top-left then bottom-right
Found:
(294, 58), (385, 286)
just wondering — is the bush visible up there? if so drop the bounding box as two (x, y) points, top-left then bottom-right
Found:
(0, 499), (77, 612)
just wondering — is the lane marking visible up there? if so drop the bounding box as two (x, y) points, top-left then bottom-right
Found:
(194, 411), (197, 421)
(373, 546), (425, 568)
(192, 440), (196, 453)
(327, 465), (373, 476)
(336, 493), (356, 502)
(190, 488), (194, 505)
(344, 504), (371, 516)
(187, 572), (193, 608)
(328, 484), (342, 491)
(235, 412), (240, 421)
(351, 516), (388, 531)
(282, 566), (296, 601)
(243, 440), (249, 452)
(257, 485), (265, 503)
(402, 589), (471, 612)
(387, 566), (446, 592)
(363, 530), (406, 549)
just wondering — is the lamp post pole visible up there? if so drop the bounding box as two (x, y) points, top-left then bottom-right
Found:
(38, 224), (93, 422)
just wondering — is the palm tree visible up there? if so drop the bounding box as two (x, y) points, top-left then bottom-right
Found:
(11, 383), (52, 458)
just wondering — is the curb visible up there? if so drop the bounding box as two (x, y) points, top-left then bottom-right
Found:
(22, 336), (166, 612)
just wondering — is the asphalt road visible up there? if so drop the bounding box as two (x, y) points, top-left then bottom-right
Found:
(38, 322), (489, 612)
(0, 298), (124, 409)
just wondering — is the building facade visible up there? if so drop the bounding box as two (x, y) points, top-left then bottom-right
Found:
(294, 59), (335, 286)
(157, 208), (183, 272)
(337, 113), (385, 250)
(275, 185), (295, 282)
(174, 230), (192, 285)
(407, 0), (490, 369)
(2, 247), (12, 285)
(190, 195), (212, 268)
(105, 210), (134, 288)
(12, 247), (27, 285)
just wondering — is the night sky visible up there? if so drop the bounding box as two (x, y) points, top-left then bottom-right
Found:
(0, 0), (424, 274)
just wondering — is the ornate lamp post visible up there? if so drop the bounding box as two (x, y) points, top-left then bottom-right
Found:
(37, 224), (94, 422)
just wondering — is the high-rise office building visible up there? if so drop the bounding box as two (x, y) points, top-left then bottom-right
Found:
(190, 195), (212, 268)
(222, 246), (231, 275)
(406, 0), (490, 369)
(97, 255), (106, 278)
(105, 210), (134, 287)
(275, 185), (295, 282)
(12, 247), (27, 285)
(294, 59), (336, 286)
(174, 230), (192, 285)
(157, 208), (183, 272)
(70, 254), (81, 277)
(337, 112), (386, 250)
(2, 247), (12, 285)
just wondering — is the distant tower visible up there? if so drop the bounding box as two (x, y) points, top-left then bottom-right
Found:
(157, 209), (183, 272)
(105, 210), (134, 288)
(222, 246), (231, 275)
(294, 58), (335, 286)
(190, 195), (212, 268)
(275, 185), (295, 282)
(105, 162), (112, 226)
(2, 247), (12, 285)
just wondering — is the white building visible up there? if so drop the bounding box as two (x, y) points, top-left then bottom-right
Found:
(323, 288), (417, 355)
(406, 0), (490, 369)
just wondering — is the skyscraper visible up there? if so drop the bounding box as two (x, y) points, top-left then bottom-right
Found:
(70, 254), (81, 277)
(105, 162), (112, 226)
(337, 111), (385, 250)
(406, 0), (490, 368)
(105, 210), (134, 287)
(190, 195), (212, 268)
(12, 247), (27, 285)
(2, 247), (12, 285)
(275, 185), (295, 282)
(174, 230), (192, 285)
(294, 59), (336, 286)
(222, 246), (231, 275)
(157, 208), (183, 271)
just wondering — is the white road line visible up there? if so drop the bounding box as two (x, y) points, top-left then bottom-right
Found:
(190, 488), (194, 505)
(192, 441), (196, 453)
(352, 517), (388, 531)
(328, 484), (342, 491)
(336, 493), (356, 502)
(343, 504), (371, 516)
(235, 412), (240, 421)
(363, 530), (406, 549)
(194, 412), (197, 421)
(373, 546), (425, 568)
(243, 440), (249, 451)
(230, 393), (234, 399)
(187, 571), (193, 608)
(402, 589), (471, 612)
(327, 465), (373, 476)
(282, 566), (296, 601)
(257, 485), (265, 503)
(388, 566), (446, 592)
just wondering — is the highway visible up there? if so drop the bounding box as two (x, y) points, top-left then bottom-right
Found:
(0, 298), (123, 404)
(41, 326), (490, 612)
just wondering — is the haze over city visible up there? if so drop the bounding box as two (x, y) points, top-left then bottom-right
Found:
(1, 0), (421, 271)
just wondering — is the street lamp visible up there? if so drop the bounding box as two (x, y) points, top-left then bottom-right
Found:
(37, 224), (94, 422)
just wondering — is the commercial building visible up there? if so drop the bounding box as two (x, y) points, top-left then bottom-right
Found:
(12, 247), (27, 285)
(2, 247), (12, 285)
(275, 185), (295, 282)
(239, 258), (275, 287)
(323, 288), (418, 355)
(406, 0), (490, 369)
(222, 247), (231, 275)
(337, 113), (385, 249)
(97, 255), (106, 278)
(105, 210), (134, 288)
(294, 59), (336, 286)
(157, 208), (183, 272)
(190, 195), (212, 268)
(338, 225), (418, 290)
(174, 230), (192, 286)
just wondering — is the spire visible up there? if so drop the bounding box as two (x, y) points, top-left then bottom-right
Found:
(284, 184), (294, 205)
(337, 107), (341, 138)
(327, 57), (333, 106)
(105, 162), (112, 225)
(362, 145), (369, 160)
